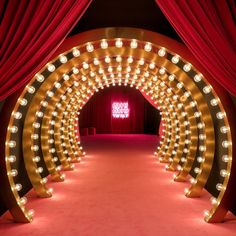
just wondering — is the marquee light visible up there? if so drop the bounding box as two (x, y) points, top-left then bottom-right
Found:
(112, 102), (130, 118)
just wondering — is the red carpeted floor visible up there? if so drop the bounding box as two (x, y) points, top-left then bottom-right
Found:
(0, 134), (236, 235)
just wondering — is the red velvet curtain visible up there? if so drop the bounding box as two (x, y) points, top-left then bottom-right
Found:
(156, 0), (236, 95)
(0, 0), (91, 100)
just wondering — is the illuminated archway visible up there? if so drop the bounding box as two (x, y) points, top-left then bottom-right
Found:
(4, 28), (235, 223)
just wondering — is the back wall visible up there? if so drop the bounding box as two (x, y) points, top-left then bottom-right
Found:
(79, 86), (161, 134)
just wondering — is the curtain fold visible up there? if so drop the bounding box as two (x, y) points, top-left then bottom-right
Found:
(0, 0), (92, 100)
(156, 0), (236, 95)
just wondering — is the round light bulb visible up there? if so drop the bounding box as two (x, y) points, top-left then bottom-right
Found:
(10, 126), (18, 133)
(216, 112), (225, 119)
(194, 74), (202, 82)
(130, 39), (138, 48)
(220, 126), (229, 133)
(220, 169), (228, 177)
(86, 43), (94, 52)
(8, 155), (16, 163)
(171, 55), (179, 64)
(15, 183), (22, 191)
(47, 64), (55, 72)
(14, 112), (22, 119)
(8, 140), (16, 148)
(144, 42), (152, 52)
(10, 169), (18, 177)
(19, 98), (28, 106)
(72, 48), (80, 57)
(216, 183), (224, 191)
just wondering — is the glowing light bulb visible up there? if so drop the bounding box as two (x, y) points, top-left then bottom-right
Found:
(63, 74), (70, 81)
(10, 169), (18, 177)
(72, 48), (80, 57)
(86, 43), (94, 52)
(220, 126), (229, 133)
(36, 167), (43, 173)
(158, 47), (166, 57)
(50, 148), (55, 153)
(115, 39), (123, 48)
(9, 126), (18, 133)
(220, 169), (228, 177)
(177, 165), (182, 171)
(194, 112), (201, 118)
(33, 156), (40, 162)
(222, 141), (231, 148)
(159, 67), (166, 75)
(20, 197), (27, 205)
(168, 74), (175, 81)
(47, 64), (55, 72)
(73, 67), (79, 74)
(183, 63), (192, 72)
(13, 112), (22, 119)
(100, 39), (108, 49)
(171, 55), (179, 64)
(210, 197), (218, 205)
(197, 123), (204, 129)
(41, 178), (48, 184)
(203, 86), (212, 94)
(15, 183), (22, 191)
(27, 86), (35, 94)
(7, 155), (16, 163)
(28, 209), (35, 218)
(216, 183), (224, 191)
(59, 55), (67, 63)
(55, 82), (61, 88)
(144, 42), (152, 52)
(31, 145), (39, 151)
(177, 82), (183, 89)
(197, 156), (204, 163)
(47, 91), (54, 97)
(127, 56), (133, 63)
(36, 111), (44, 117)
(19, 98), (28, 106)
(130, 39), (138, 48)
(184, 188), (190, 195)
(210, 98), (218, 106)
(204, 210), (210, 217)
(194, 74), (202, 82)
(222, 155), (230, 162)
(190, 178), (196, 184)
(199, 145), (206, 151)
(33, 122), (40, 128)
(41, 101), (48, 107)
(105, 56), (111, 63)
(8, 140), (16, 148)
(199, 134), (205, 140)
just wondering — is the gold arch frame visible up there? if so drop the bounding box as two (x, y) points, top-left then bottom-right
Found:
(4, 28), (234, 223)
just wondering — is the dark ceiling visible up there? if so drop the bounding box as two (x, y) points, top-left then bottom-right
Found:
(69, 0), (182, 42)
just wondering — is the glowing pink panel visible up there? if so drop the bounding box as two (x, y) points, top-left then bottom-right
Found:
(112, 102), (130, 118)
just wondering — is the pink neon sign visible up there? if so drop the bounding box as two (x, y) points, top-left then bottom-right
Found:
(112, 102), (130, 118)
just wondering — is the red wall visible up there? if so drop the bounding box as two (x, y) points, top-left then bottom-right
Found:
(79, 86), (160, 134)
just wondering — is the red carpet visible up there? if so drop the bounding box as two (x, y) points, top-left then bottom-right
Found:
(0, 134), (236, 235)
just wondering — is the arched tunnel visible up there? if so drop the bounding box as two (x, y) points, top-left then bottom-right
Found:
(0, 27), (236, 225)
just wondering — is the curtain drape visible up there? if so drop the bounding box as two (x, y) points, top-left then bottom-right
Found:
(156, 0), (236, 95)
(0, 0), (92, 100)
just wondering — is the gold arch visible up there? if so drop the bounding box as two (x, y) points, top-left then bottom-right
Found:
(4, 28), (234, 223)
